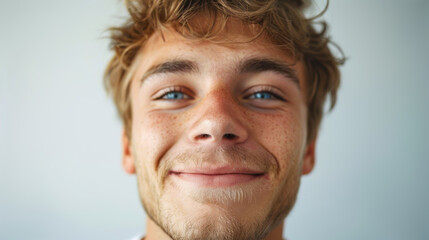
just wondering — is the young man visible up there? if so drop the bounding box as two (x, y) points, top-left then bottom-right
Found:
(105, 0), (343, 239)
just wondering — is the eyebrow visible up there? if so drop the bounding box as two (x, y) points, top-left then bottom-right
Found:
(140, 59), (198, 84)
(239, 58), (300, 88)
(140, 57), (300, 88)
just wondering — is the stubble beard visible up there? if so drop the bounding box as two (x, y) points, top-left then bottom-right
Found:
(135, 146), (301, 240)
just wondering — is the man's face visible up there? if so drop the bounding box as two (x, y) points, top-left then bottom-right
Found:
(123, 20), (316, 240)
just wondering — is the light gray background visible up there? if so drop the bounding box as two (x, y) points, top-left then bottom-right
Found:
(1, 0), (428, 239)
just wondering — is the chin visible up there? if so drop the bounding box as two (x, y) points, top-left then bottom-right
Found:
(142, 184), (297, 240)
(158, 201), (273, 240)
(149, 188), (277, 240)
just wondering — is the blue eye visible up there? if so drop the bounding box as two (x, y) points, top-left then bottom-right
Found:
(249, 92), (277, 99)
(162, 92), (187, 100)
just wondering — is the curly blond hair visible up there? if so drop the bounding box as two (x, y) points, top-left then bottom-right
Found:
(104, 0), (344, 142)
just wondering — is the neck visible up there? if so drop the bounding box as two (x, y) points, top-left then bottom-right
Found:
(264, 221), (285, 240)
(145, 218), (171, 240)
(144, 218), (285, 240)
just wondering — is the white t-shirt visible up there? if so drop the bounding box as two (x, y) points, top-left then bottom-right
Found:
(129, 234), (287, 240)
(129, 234), (144, 240)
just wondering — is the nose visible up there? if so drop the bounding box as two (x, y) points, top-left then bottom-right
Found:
(187, 89), (248, 145)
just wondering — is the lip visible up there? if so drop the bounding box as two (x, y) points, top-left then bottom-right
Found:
(170, 165), (265, 175)
(169, 166), (266, 188)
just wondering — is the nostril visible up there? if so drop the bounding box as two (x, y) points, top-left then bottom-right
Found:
(196, 133), (211, 140)
(223, 133), (238, 140)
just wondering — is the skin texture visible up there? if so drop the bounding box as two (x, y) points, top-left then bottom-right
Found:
(122, 19), (316, 240)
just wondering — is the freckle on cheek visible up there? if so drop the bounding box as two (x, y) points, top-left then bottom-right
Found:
(148, 114), (181, 136)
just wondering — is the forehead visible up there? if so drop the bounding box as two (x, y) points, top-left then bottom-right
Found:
(141, 26), (292, 61)
(133, 19), (306, 89)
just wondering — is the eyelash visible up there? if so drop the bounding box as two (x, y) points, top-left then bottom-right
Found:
(154, 86), (192, 100)
(245, 86), (285, 101)
(154, 86), (285, 101)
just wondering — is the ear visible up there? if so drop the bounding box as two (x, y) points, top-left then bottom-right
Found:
(122, 130), (136, 174)
(301, 138), (316, 175)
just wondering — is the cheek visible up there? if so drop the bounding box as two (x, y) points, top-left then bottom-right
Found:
(248, 110), (306, 171)
(132, 111), (186, 167)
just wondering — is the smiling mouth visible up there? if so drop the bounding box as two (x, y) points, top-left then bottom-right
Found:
(169, 171), (266, 188)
